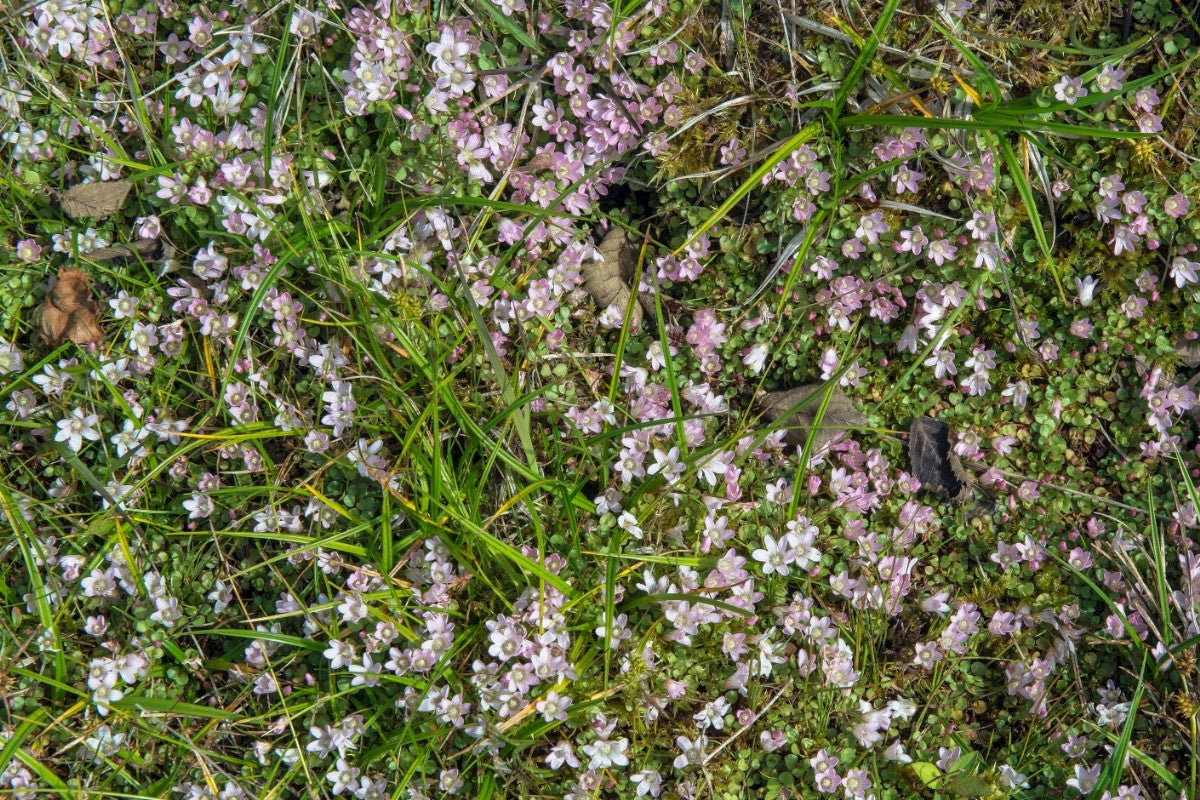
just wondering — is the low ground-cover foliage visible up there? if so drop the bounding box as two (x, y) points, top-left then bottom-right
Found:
(1, 0), (1199, 798)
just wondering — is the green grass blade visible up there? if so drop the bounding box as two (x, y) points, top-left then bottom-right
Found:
(829, 0), (901, 120)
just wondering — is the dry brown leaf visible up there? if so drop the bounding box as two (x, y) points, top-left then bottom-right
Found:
(82, 238), (164, 265)
(908, 416), (971, 502)
(523, 152), (556, 172)
(38, 268), (103, 347)
(582, 228), (651, 328)
(1176, 336), (1200, 370)
(756, 383), (866, 450)
(58, 179), (133, 220)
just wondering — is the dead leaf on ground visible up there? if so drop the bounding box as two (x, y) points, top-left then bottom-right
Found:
(1176, 337), (1200, 370)
(522, 152), (557, 172)
(82, 238), (165, 265)
(582, 227), (652, 328)
(908, 416), (972, 502)
(756, 383), (867, 450)
(38, 268), (104, 347)
(57, 179), (133, 220)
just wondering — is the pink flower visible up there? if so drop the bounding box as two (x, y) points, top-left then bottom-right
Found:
(1094, 65), (1126, 93)
(1053, 75), (1087, 104)
(1136, 112), (1163, 134)
(15, 239), (41, 261)
(1164, 193), (1190, 219)
(854, 211), (889, 244)
(896, 225), (928, 255)
(891, 164), (922, 194)
(1067, 547), (1093, 570)
(927, 238), (958, 266)
(1134, 86), (1160, 113)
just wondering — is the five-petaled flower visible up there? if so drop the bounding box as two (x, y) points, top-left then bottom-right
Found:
(1054, 75), (1087, 104)
(56, 407), (101, 453)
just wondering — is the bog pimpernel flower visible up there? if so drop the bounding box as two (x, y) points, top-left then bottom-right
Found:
(1054, 75), (1087, 104)
(55, 408), (101, 453)
(0, 0), (1194, 797)
(582, 737), (629, 770)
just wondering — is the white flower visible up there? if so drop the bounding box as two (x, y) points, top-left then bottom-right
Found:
(326, 757), (360, 796)
(438, 768), (464, 795)
(546, 741), (579, 770)
(1074, 275), (1098, 306)
(536, 690), (572, 723)
(1094, 65), (1126, 94)
(84, 725), (126, 763)
(108, 290), (140, 319)
(324, 640), (356, 669)
(616, 511), (643, 540)
(647, 340), (675, 371)
(337, 593), (368, 623)
(348, 653), (382, 687)
(998, 764), (1030, 789)
(208, 581), (233, 614)
(1066, 763), (1101, 794)
(1001, 380), (1030, 408)
(673, 734), (706, 769)
(883, 740), (913, 764)
(594, 489), (622, 516)
(785, 518), (821, 570)
(581, 737), (629, 770)
(115, 652), (149, 684)
(81, 569), (117, 598)
(598, 304), (627, 328)
(289, 7), (324, 39)
(696, 451), (731, 487)
(183, 493), (214, 519)
(631, 770), (663, 797)
(1169, 257), (1198, 288)
(307, 725), (337, 758)
(98, 480), (135, 517)
(924, 349), (957, 379)
(92, 684), (124, 716)
(646, 446), (684, 484)
(110, 418), (149, 459)
(87, 657), (118, 689)
(127, 321), (158, 356)
(752, 534), (795, 576)
(742, 342), (769, 374)
(0, 342), (23, 375)
(694, 697), (730, 730)
(887, 697), (917, 720)
(150, 595), (181, 627)
(55, 408), (102, 453)
(1093, 700), (1131, 726)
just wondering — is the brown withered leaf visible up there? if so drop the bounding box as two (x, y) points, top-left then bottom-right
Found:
(523, 152), (556, 172)
(582, 227), (652, 328)
(82, 238), (164, 265)
(38, 268), (103, 347)
(756, 383), (867, 450)
(58, 179), (133, 220)
(908, 416), (972, 502)
(1176, 336), (1200, 370)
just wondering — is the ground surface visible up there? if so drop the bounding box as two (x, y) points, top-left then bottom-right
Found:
(1, 0), (1199, 798)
